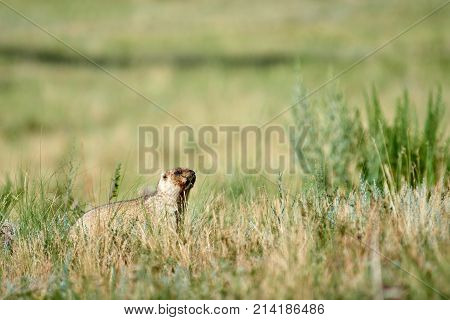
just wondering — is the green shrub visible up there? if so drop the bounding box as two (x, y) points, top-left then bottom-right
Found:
(364, 88), (448, 189)
(293, 84), (448, 191)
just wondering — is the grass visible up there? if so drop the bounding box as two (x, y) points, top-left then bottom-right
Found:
(0, 0), (449, 299)
(0, 173), (449, 299)
(1, 87), (449, 299)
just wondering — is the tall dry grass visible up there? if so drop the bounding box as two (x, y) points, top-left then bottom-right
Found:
(0, 170), (448, 299)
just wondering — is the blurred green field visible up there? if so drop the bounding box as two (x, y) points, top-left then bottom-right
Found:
(0, 0), (449, 299)
(1, 0), (449, 190)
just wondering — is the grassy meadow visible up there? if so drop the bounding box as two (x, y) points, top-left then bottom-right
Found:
(0, 0), (449, 299)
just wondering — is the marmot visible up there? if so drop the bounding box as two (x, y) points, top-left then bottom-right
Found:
(70, 167), (196, 238)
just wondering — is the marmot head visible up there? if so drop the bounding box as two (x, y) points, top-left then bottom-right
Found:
(157, 167), (196, 198)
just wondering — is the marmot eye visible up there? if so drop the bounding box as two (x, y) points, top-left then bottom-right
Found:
(174, 169), (182, 175)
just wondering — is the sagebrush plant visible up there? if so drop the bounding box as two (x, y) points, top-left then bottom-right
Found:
(0, 87), (449, 299)
(292, 81), (363, 191)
